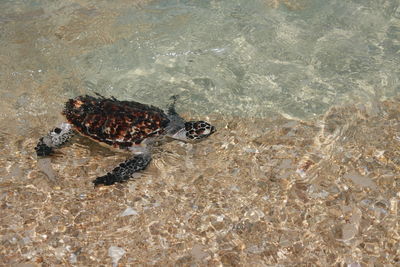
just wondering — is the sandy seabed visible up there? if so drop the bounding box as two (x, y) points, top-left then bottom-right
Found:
(1, 99), (399, 266)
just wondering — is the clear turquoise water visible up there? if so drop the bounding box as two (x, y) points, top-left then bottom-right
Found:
(75, 0), (400, 118)
(1, 0), (399, 120)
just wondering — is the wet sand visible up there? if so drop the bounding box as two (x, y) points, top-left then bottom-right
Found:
(1, 99), (399, 266)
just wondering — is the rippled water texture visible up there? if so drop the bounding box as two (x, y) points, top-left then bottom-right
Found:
(1, 0), (399, 265)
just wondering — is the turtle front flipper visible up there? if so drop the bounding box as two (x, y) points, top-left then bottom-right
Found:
(93, 153), (152, 186)
(35, 123), (74, 156)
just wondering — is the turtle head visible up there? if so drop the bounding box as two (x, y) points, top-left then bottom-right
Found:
(171, 121), (216, 142)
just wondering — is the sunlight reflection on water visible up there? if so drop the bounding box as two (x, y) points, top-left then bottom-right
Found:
(0, 0), (399, 266)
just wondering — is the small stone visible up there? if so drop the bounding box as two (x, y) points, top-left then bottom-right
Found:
(120, 207), (138, 217)
(243, 147), (259, 153)
(342, 223), (357, 241)
(347, 262), (362, 267)
(69, 253), (77, 264)
(343, 171), (377, 189)
(55, 246), (66, 259)
(279, 159), (292, 169)
(216, 215), (224, 222)
(108, 246), (126, 267)
(191, 244), (209, 261)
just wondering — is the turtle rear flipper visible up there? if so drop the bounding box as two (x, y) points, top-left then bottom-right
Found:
(35, 123), (74, 156)
(93, 153), (151, 186)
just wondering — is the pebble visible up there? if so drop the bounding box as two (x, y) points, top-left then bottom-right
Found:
(108, 246), (126, 267)
(120, 207), (138, 217)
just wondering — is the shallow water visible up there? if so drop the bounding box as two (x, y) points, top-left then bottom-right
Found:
(1, 0), (399, 266)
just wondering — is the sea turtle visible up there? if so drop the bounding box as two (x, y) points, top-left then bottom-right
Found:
(35, 94), (216, 186)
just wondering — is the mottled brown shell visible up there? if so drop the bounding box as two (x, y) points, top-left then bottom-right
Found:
(63, 95), (170, 148)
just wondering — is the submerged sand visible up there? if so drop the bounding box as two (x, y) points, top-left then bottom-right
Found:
(1, 99), (399, 266)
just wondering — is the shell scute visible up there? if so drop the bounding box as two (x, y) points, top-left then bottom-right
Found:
(63, 95), (170, 148)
